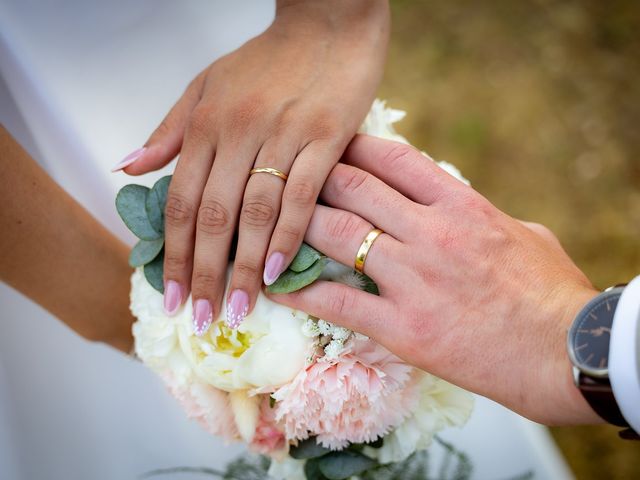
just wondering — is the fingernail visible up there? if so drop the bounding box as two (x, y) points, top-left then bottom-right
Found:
(263, 252), (286, 286)
(226, 290), (249, 329)
(111, 147), (146, 172)
(193, 299), (213, 337)
(163, 280), (182, 316)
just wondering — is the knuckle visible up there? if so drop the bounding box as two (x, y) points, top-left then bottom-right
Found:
(165, 192), (196, 227)
(186, 107), (215, 139)
(327, 211), (363, 243)
(241, 196), (276, 228)
(285, 179), (317, 207)
(192, 270), (220, 290)
(164, 252), (190, 273)
(226, 95), (263, 131)
(234, 261), (260, 280)
(381, 143), (420, 169)
(197, 199), (232, 235)
(333, 166), (369, 196)
(154, 116), (174, 139)
(328, 288), (356, 317)
(276, 222), (303, 246)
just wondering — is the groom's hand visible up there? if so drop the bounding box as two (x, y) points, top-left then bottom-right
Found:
(270, 134), (602, 426)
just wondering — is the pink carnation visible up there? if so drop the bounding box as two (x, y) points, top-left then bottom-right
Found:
(272, 338), (420, 449)
(250, 397), (287, 457)
(162, 372), (239, 442)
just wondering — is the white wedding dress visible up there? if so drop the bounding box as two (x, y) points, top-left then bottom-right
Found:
(0, 1), (574, 479)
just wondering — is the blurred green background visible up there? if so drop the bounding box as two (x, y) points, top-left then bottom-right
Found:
(379, 0), (639, 478)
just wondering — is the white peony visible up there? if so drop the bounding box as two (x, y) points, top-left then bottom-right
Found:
(131, 267), (314, 392)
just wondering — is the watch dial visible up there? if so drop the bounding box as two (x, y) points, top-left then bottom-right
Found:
(571, 292), (621, 371)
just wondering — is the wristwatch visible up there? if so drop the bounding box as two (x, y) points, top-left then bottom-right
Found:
(567, 285), (639, 439)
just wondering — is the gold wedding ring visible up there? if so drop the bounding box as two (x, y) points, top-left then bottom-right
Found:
(249, 167), (288, 181)
(354, 228), (383, 274)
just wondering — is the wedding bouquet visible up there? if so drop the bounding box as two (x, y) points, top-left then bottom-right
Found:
(119, 101), (474, 480)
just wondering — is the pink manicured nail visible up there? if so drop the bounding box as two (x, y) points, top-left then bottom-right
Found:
(193, 299), (213, 336)
(111, 147), (146, 172)
(226, 290), (249, 329)
(163, 280), (182, 316)
(263, 252), (286, 286)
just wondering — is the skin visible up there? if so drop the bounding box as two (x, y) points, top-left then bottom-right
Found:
(123, 0), (391, 329)
(0, 125), (134, 353)
(271, 134), (603, 426)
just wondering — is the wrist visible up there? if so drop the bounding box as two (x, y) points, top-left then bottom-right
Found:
(274, 0), (390, 36)
(551, 286), (607, 425)
(530, 285), (603, 425)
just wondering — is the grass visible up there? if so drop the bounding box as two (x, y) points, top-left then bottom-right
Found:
(380, 1), (640, 478)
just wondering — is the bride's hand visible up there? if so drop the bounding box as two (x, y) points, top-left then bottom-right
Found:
(117, 1), (389, 332)
(270, 134), (602, 426)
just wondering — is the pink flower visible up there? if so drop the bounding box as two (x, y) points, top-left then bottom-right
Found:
(272, 337), (420, 450)
(162, 371), (239, 442)
(250, 397), (287, 457)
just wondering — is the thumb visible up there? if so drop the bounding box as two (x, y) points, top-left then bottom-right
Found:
(115, 72), (205, 175)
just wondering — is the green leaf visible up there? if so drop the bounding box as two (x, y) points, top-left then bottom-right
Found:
(145, 175), (171, 235)
(129, 238), (164, 267)
(116, 184), (161, 240)
(144, 250), (164, 293)
(266, 258), (328, 294)
(304, 458), (330, 480)
(359, 273), (380, 295)
(290, 437), (331, 460)
(317, 451), (378, 480)
(289, 243), (322, 272)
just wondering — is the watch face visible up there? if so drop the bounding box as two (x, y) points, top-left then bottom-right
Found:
(568, 288), (624, 377)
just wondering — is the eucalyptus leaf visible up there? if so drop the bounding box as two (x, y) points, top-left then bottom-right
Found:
(290, 437), (331, 460)
(317, 451), (378, 480)
(359, 273), (380, 296)
(266, 257), (328, 294)
(304, 458), (330, 480)
(145, 175), (171, 235)
(289, 243), (322, 272)
(144, 250), (164, 293)
(116, 184), (161, 240)
(129, 238), (164, 267)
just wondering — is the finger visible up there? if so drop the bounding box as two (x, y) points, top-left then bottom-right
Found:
(228, 137), (296, 327)
(191, 141), (260, 334)
(320, 163), (418, 241)
(161, 112), (216, 316)
(303, 205), (400, 282)
(264, 140), (341, 285)
(269, 280), (392, 341)
(342, 134), (469, 206)
(119, 72), (206, 175)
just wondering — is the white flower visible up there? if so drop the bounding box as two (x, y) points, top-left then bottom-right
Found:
(364, 374), (474, 464)
(131, 266), (314, 392)
(359, 99), (409, 143)
(267, 456), (306, 480)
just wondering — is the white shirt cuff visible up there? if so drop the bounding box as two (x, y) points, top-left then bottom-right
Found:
(610, 275), (640, 433)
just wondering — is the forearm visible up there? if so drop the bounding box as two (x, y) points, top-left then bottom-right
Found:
(0, 125), (134, 352)
(274, 0), (390, 46)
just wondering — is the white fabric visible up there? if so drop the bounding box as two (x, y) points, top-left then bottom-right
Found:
(610, 275), (640, 433)
(0, 1), (573, 479)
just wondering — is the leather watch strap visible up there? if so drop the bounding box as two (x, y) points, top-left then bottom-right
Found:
(578, 373), (629, 427)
